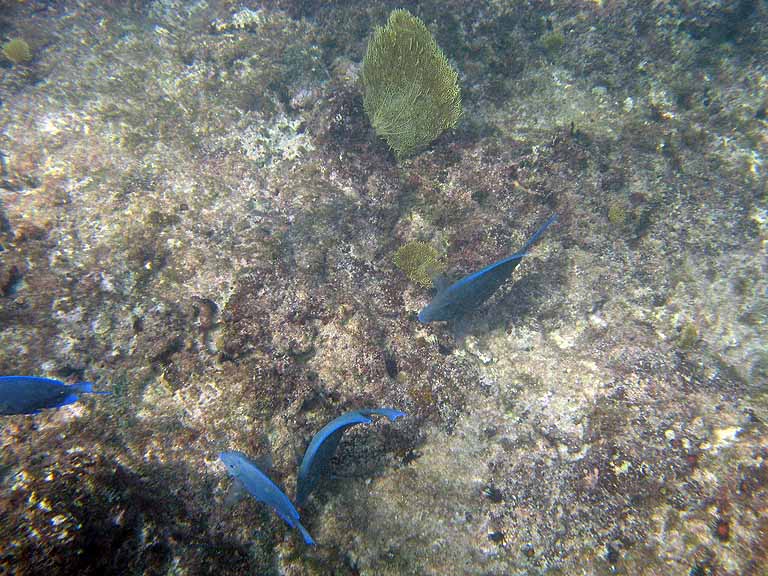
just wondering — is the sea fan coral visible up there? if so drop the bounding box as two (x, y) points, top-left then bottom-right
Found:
(362, 10), (462, 158)
(2, 38), (31, 64)
(393, 241), (446, 287)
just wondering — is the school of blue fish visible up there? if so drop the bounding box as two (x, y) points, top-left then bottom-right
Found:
(1, 216), (556, 547)
(221, 409), (406, 546)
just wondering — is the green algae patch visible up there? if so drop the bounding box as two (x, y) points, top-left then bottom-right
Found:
(393, 241), (445, 288)
(362, 10), (462, 158)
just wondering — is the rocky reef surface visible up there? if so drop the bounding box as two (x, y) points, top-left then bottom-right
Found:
(0, 0), (766, 574)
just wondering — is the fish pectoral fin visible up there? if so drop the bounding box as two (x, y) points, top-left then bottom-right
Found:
(223, 478), (247, 508)
(432, 274), (450, 293)
(55, 393), (80, 408)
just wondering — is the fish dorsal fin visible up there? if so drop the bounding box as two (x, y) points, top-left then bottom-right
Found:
(518, 214), (558, 254)
(450, 252), (527, 291)
(449, 215), (558, 292)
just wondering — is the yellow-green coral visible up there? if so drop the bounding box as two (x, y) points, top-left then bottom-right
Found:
(677, 322), (699, 349)
(607, 201), (628, 225)
(2, 38), (32, 64)
(393, 242), (446, 288)
(362, 10), (462, 158)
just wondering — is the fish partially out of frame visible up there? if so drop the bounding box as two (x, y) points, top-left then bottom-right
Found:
(0, 375), (110, 416)
(220, 451), (315, 546)
(296, 408), (406, 506)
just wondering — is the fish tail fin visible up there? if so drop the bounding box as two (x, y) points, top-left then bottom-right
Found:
(519, 214), (558, 254)
(72, 382), (110, 395)
(296, 521), (316, 546)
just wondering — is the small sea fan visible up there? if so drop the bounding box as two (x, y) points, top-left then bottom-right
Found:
(393, 241), (446, 288)
(2, 38), (32, 64)
(362, 10), (462, 158)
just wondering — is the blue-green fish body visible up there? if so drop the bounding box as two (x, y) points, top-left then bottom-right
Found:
(296, 408), (405, 505)
(0, 376), (109, 415)
(418, 215), (557, 323)
(219, 451), (315, 546)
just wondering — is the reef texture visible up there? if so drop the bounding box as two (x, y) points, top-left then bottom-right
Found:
(0, 0), (766, 575)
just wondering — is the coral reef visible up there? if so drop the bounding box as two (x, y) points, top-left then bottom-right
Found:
(0, 0), (766, 574)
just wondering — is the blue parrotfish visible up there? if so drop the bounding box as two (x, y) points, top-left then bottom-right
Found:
(418, 214), (558, 323)
(0, 376), (110, 416)
(296, 408), (406, 506)
(219, 451), (315, 546)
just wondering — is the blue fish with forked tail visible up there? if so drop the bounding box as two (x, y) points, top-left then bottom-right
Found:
(296, 408), (406, 506)
(418, 215), (558, 323)
(220, 451), (315, 546)
(0, 376), (110, 415)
